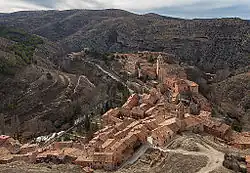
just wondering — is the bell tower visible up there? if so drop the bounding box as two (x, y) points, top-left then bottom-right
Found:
(176, 101), (185, 120)
(156, 55), (164, 81)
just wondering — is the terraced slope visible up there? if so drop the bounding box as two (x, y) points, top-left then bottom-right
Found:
(0, 28), (130, 140)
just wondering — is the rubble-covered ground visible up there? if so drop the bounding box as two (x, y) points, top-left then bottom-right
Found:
(0, 162), (82, 173)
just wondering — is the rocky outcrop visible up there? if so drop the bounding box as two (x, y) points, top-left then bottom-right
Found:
(223, 153), (246, 172)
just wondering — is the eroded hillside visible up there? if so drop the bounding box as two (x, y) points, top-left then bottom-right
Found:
(0, 27), (129, 140)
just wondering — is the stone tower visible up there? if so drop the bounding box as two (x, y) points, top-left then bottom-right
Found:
(156, 55), (164, 81)
(135, 61), (142, 79)
(176, 101), (185, 120)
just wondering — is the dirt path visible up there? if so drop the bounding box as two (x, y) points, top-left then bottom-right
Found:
(196, 144), (224, 173)
(73, 75), (95, 94)
(154, 143), (224, 173)
(85, 60), (134, 94)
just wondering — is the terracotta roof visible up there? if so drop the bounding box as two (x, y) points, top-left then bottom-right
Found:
(145, 105), (159, 116)
(160, 118), (180, 132)
(233, 133), (250, 145)
(152, 125), (174, 137)
(102, 108), (120, 118)
(123, 133), (138, 146)
(184, 116), (203, 129)
(93, 152), (115, 163)
(111, 141), (127, 153)
(202, 118), (231, 134)
(246, 156), (250, 163)
(185, 80), (198, 87)
(101, 139), (116, 149)
(127, 121), (141, 129)
(143, 119), (158, 130)
(122, 94), (139, 110)
(0, 135), (10, 141)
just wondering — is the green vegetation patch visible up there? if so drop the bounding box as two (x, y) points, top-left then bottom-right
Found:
(0, 53), (26, 75)
(0, 26), (44, 74)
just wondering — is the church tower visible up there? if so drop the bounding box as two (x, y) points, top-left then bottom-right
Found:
(156, 55), (164, 81)
(135, 61), (142, 79)
(176, 101), (186, 131)
(176, 101), (185, 120)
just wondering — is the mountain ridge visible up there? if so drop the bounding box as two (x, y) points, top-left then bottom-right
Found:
(0, 9), (249, 73)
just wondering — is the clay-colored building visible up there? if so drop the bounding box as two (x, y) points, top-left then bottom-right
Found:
(151, 125), (174, 147)
(74, 152), (119, 170)
(159, 118), (181, 133)
(141, 93), (159, 106)
(231, 132), (250, 150)
(184, 116), (204, 133)
(164, 77), (199, 94)
(102, 108), (122, 125)
(122, 94), (139, 110)
(201, 118), (232, 141)
(0, 135), (21, 154)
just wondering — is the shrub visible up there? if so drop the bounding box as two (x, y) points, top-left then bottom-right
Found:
(147, 55), (155, 63)
(46, 72), (53, 80)
(232, 123), (242, 132)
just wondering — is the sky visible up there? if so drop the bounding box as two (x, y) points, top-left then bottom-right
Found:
(0, 0), (250, 19)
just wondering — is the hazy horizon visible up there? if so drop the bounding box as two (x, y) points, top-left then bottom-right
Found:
(0, 0), (249, 19)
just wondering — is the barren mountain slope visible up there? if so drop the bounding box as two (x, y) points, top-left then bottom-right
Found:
(0, 27), (129, 140)
(211, 72), (250, 131)
(1, 9), (250, 72)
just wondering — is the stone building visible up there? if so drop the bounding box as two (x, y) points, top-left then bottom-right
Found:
(183, 116), (204, 133)
(151, 125), (174, 147)
(164, 77), (199, 94)
(201, 118), (232, 141)
(231, 132), (250, 150)
(0, 135), (21, 154)
(185, 80), (199, 93)
(176, 102), (185, 120)
(122, 94), (139, 110)
(135, 61), (157, 80)
(68, 51), (85, 61)
(156, 55), (164, 81)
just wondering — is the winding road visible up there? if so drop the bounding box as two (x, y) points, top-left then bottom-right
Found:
(123, 142), (224, 173)
(84, 60), (134, 94)
(154, 143), (224, 173)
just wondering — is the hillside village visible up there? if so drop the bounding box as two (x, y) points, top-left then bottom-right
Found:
(0, 52), (250, 172)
